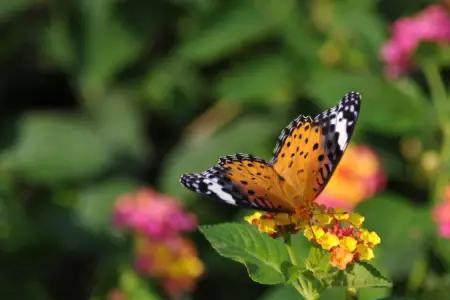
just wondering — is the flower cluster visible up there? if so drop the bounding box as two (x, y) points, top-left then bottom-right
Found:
(433, 185), (450, 238)
(381, 5), (450, 77)
(114, 188), (203, 297)
(245, 205), (381, 270)
(135, 235), (204, 297)
(303, 208), (380, 270)
(114, 188), (197, 240)
(316, 145), (385, 211)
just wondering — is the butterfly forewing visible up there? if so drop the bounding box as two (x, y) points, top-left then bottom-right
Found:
(180, 154), (296, 212)
(271, 91), (361, 204)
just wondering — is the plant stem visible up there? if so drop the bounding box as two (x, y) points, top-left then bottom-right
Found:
(423, 61), (450, 203)
(284, 235), (319, 300)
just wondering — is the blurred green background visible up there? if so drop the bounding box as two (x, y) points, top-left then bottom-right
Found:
(1, 0), (450, 299)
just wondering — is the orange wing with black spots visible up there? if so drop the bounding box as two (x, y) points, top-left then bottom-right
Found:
(180, 91), (361, 212)
(271, 92), (361, 205)
(181, 154), (296, 212)
(270, 116), (328, 206)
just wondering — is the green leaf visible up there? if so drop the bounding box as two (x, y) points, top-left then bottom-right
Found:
(179, 1), (274, 63)
(333, 262), (392, 289)
(358, 193), (433, 278)
(258, 286), (299, 300)
(0, 112), (113, 184)
(199, 223), (296, 284)
(0, 0), (32, 22)
(215, 55), (293, 104)
(305, 247), (332, 279)
(75, 178), (138, 234)
(80, 0), (142, 98)
(94, 93), (148, 161)
(307, 70), (429, 135)
(119, 268), (161, 300)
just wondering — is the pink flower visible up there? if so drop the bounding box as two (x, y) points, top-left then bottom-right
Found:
(316, 145), (385, 210)
(433, 186), (450, 238)
(381, 5), (450, 77)
(114, 188), (197, 240)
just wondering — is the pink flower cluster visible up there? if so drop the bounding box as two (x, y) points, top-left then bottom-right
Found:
(433, 186), (450, 238)
(381, 5), (450, 77)
(113, 188), (203, 297)
(114, 188), (197, 240)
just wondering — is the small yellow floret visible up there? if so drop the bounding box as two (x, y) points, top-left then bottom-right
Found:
(361, 230), (381, 246)
(333, 208), (349, 220)
(356, 244), (374, 261)
(244, 212), (263, 224)
(318, 232), (340, 250)
(259, 219), (277, 234)
(314, 214), (333, 225)
(341, 236), (357, 252)
(304, 225), (325, 240)
(348, 213), (365, 227)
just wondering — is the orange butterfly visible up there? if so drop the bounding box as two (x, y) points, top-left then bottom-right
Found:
(180, 92), (361, 216)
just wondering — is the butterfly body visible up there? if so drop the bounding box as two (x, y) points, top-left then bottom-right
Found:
(180, 92), (361, 215)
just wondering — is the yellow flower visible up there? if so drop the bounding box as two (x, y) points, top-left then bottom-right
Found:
(341, 236), (357, 252)
(304, 225), (325, 240)
(333, 208), (349, 220)
(356, 244), (374, 261)
(259, 219), (277, 234)
(348, 213), (365, 227)
(274, 213), (292, 225)
(361, 230), (381, 246)
(244, 212), (263, 224)
(317, 232), (340, 250)
(330, 246), (354, 270)
(314, 213), (333, 226)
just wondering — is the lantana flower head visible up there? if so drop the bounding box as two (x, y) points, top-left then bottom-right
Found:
(245, 205), (381, 270)
(114, 188), (197, 240)
(433, 185), (450, 238)
(135, 235), (204, 297)
(381, 5), (450, 77)
(316, 145), (385, 210)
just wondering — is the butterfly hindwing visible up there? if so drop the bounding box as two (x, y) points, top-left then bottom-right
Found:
(312, 91), (361, 195)
(180, 154), (295, 212)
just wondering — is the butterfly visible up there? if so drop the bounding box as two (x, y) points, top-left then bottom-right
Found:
(180, 91), (361, 215)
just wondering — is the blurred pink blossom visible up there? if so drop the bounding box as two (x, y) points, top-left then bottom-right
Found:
(381, 5), (450, 77)
(433, 186), (450, 238)
(114, 188), (197, 240)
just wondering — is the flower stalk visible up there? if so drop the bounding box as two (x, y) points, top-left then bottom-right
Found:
(422, 61), (450, 204)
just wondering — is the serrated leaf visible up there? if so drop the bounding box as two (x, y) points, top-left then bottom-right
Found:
(199, 223), (296, 284)
(305, 247), (332, 278)
(333, 262), (392, 289)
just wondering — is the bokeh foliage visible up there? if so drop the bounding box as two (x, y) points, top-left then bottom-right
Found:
(1, 0), (449, 299)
